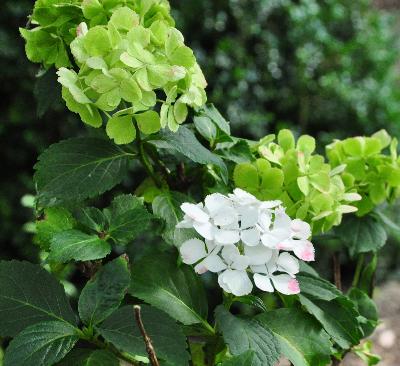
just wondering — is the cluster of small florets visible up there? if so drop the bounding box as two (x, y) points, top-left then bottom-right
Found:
(177, 189), (315, 297)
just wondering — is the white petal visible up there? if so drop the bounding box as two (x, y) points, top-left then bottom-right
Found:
(245, 245), (273, 265)
(218, 271), (231, 293)
(293, 240), (315, 262)
(205, 239), (217, 252)
(231, 255), (250, 270)
(180, 238), (207, 265)
(254, 273), (274, 292)
(202, 255), (227, 273)
(176, 216), (193, 229)
(213, 207), (238, 227)
(258, 210), (272, 232)
(241, 227), (261, 246)
(272, 274), (300, 295)
(230, 188), (259, 206)
(273, 207), (291, 231)
(343, 193), (362, 202)
(238, 205), (259, 229)
(223, 269), (253, 296)
(261, 233), (281, 249)
(181, 203), (209, 223)
(265, 251), (279, 273)
(221, 246), (240, 263)
(291, 219), (311, 240)
(277, 252), (299, 277)
(205, 193), (232, 216)
(259, 200), (282, 209)
(194, 262), (208, 274)
(250, 264), (268, 274)
(214, 229), (240, 245)
(193, 221), (215, 240)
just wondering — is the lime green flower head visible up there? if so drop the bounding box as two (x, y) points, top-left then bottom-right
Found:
(234, 130), (361, 233)
(326, 130), (400, 216)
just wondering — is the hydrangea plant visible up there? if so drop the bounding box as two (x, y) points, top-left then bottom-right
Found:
(2, 0), (399, 365)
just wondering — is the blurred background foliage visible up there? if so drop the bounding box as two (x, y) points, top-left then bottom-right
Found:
(1, 0), (400, 280)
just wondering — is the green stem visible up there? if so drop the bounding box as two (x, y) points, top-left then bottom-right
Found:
(134, 120), (162, 188)
(352, 254), (365, 288)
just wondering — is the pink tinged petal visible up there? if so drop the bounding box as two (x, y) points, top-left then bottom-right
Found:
(224, 270), (253, 296)
(202, 255), (227, 273)
(194, 263), (208, 274)
(276, 252), (299, 277)
(254, 273), (274, 292)
(245, 245), (273, 266)
(238, 205), (259, 229)
(231, 255), (250, 271)
(261, 233), (281, 249)
(291, 219), (311, 240)
(214, 229), (240, 245)
(193, 221), (214, 240)
(76, 22), (88, 37)
(180, 238), (207, 265)
(213, 207), (238, 227)
(241, 227), (261, 246)
(293, 240), (315, 262)
(181, 203), (209, 223)
(272, 274), (300, 295)
(221, 246), (240, 264)
(205, 193), (232, 216)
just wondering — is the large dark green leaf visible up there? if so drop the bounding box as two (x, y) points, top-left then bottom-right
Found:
(34, 138), (132, 204)
(297, 273), (341, 301)
(57, 349), (119, 365)
(258, 309), (332, 366)
(149, 126), (228, 183)
(348, 288), (378, 337)
(49, 229), (111, 263)
(299, 295), (363, 349)
(129, 252), (208, 326)
(220, 351), (255, 366)
(96, 305), (190, 366)
(215, 306), (280, 366)
(200, 104), (231, 135)
(4, 321), (79, 366)
(0, 261), (77, 337)
(336, 214), (388, 256)
(78, 257), (130, 326)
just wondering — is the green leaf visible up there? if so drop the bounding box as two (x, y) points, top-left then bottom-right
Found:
(49, 229), (111, 263)
(220, 351), (255, 366)
(108, 206), (152, 243)
(58, 349), (120, 366)
(129, 251), (208, 326)
(0, 261), (77, 337)
(278, 129), (295, 152)
(4, 321), (79, 366)
(135, 110), (161, 134)
(83, 26), (112, 56)
(215, 306), (280, 366)
(150, 126), (228, 183)
(299, 295), (363, 349)
(194, 116), (217, 142)
(35, 207), (75, 250)
(200, 104), (231, 135)
(34, 68), (60, 118)
(336, 214), (388, 256)
(78, 257), (130, 326)
(76, 207), (107, 232)
(348, 288), (378, 337)
(258, 308), (332, 366)
(232, 295), (268, 312)
(34, 138), (131, 204)
(107, 194), (143, 216)
(106, 116), (136, 144)
(297, 273), (341, 301)
(96, 305), (190, 366)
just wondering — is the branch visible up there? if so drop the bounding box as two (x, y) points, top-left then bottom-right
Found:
(134, 305), (160, 366)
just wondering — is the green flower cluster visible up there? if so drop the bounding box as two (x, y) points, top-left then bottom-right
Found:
(234, 130), (361, 233)
(21, 0), (207, 141)
(327, 130), (400, 216)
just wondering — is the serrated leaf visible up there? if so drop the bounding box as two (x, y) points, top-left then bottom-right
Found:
(78, 257), (130, 326)
(108, 206), (152, 243)
(233, 295), (268, 312)
(220, 351), (255, 366)
(215, 306), (280, 366)
(76, 207), (107, 232)
(299, 295), (363, 349)
(34, 138), (131, 204)
(150, 126), (228, 183)
(4, 321), (78, 366)
(129, 251), (208, 326)
(34, 68), (60, 118)
(200, 104), (230, 135)
(194, 116), (217, 142)
(297, 273), (341, 301)
(348, 288), (378, 337)
(57, 349), (120, 366)
(258, 308), (332, 366)
(336, 214), (388, 256)
(0, 261), (77, 337)
(49, 229), (111, 263)
(96, 305), (190, 366)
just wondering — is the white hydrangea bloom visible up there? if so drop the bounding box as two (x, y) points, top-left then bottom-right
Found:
(177, 189), (315, 297)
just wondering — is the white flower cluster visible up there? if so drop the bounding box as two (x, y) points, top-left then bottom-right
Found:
(177, 189), (315, 297)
